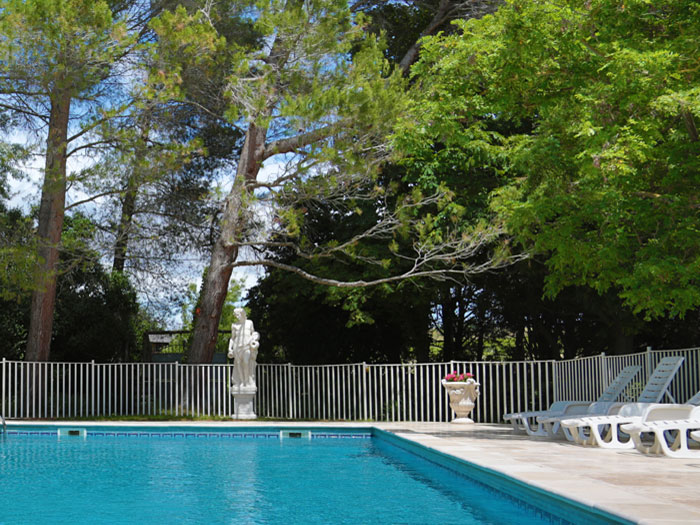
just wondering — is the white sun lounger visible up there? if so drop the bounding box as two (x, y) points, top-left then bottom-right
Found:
(503, 364), (640, 437)
(558, 356), (685, 447)
(618, 391), (700, 458)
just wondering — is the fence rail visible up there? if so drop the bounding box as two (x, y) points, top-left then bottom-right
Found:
(1, 348), (698, 422)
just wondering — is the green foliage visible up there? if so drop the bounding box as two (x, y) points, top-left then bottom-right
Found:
(247, 268), (432, 364)
(0, 0), (136, 95)
(0, 206), (39, 302)
(246, 171), (433, 364)
(403, 0), (700, 319)
(49, 213), (140, 361)
(0, 210), (146, 361)
(52, 265), (139, 362)
(360, 1), (440, 65)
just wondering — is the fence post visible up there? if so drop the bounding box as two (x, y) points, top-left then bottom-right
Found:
(90, 360), (95, 418)
(174, 361), (179, 417)
(1, 358), (4, 418)
(599, 352), (607, 399)
(287, 363), (293, 419)
(645, 346), (653, 380)
(360, 362), (366, 421)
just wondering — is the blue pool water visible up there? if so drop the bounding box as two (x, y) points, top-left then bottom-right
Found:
(0, 427), (622, 524)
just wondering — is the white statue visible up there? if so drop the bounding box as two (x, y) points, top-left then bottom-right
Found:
(228, 308), (260, 390)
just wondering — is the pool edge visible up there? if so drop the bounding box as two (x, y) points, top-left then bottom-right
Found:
(371, 427), (638, 525)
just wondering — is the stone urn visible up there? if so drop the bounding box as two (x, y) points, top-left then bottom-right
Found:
(442, 378), (480, 423)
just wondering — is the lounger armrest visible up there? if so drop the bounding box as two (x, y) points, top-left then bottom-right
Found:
(504, 409), (550, 420)
(536, 402), (591, 423)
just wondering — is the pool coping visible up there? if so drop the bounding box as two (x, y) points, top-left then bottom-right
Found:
(6, 420), (700, 524)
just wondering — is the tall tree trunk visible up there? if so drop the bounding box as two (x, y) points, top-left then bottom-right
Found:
(25, 92), (72, 362)
(113, 121), (150, 273)
(440, 285), (456, 361)
(513, 323), (525, 361)
(454, 287), (465, 358)
(188, 124), (267, 363)
(476, 325), (484, 361)
(112, 174), (138, 273)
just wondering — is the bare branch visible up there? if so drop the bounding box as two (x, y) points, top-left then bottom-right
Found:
(234, 244), (528, 288)
(0, 102), (49, 122)
(262, 125), (336, 160)
(66, 102), (133, 144)
(67, 139), (118, 157)
(65, 189), (125, 211)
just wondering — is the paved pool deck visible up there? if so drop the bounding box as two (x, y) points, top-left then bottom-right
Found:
(375, 421), (700, 525)
(7, 420), (700, 524)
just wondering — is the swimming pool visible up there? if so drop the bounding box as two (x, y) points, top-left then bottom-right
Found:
(0, 425), (629, 524)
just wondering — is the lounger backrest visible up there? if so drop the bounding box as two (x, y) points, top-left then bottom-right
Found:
(686, 390), (700, 406)
(637, 356), (684, 403)
(598, 365), (641, 402)
(587, 401), (621, 415)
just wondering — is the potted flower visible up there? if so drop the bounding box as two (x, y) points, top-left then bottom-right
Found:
(444, 371), (473, 383)
(441, 370), (480, 423)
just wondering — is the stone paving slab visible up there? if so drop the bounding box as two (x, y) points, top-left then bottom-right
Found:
(374, 422), (700, 524)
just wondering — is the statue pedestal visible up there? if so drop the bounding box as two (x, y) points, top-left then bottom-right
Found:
(442, 379), (480, 424)
(232, 387), (257, 420)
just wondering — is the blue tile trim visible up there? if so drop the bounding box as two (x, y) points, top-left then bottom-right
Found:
(311, 433), (371, 439)
(7, 429), (372, 440)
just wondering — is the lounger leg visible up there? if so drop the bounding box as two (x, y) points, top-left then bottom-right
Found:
(631, 430), (654, 454)
(569, 425), (590, 445)
(545, 421), (561, 438)
(509, 419), (526, 434)
(595, 422), (635, 449)
(590, 423), (610, 447)
(649, 430), (664, 455)
(524, 418), (550, 437)
(657, 427), (697, 458)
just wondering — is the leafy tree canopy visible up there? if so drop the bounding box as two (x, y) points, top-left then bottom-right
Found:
(399, 0), (700, 320)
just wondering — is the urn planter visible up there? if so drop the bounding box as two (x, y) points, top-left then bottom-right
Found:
(442, 378), (480, 423)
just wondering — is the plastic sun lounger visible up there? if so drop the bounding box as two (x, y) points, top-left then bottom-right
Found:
(503, 364), (640, 437)
(618, 393), (700, 458)
(538, 400), (630, 441)
(558, 356), (685, 447)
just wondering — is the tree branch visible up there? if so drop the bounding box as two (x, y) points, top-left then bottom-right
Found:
(234, 247), (527, 288)
(67, 139), (118, 157)
(65, 189), (125, 211)
(683, 109), (699, 143)
(262, 125), (336, 160)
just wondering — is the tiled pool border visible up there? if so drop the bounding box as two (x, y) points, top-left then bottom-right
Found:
(5, 427), (371, 440)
